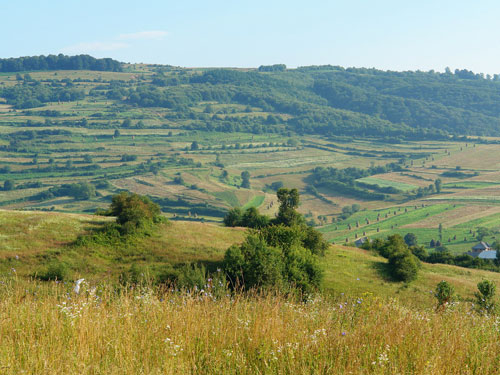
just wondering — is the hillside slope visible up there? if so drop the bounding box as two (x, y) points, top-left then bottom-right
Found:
(1, 209), (499, 308)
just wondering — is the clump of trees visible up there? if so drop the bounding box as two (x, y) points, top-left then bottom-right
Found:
(363, 234), (421, 282)
(107, 192), (164, 234)
(223, 188), (328, 293)
(83, 192), (166, 244)
(223, 207), (269, 228)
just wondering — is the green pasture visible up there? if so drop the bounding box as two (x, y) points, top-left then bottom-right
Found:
(319, 203), (500, 254)
(356, 176), (418, 191)
(242, 195), (265, 209)
(442, 181), (500, 189)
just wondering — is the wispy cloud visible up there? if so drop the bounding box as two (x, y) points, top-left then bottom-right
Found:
(61, 41), (129, 54)
(118, 30), (169, 41)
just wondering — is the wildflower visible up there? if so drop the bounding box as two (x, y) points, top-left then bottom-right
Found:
(342, 332), (346, 336)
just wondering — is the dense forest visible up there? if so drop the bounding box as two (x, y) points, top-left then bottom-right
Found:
(0, 54), (121, 72)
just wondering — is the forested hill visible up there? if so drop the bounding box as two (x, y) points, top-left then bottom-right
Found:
(114, 64), (500, 138)
(3, 57), (500, 137)
(0, 55), (122, 72)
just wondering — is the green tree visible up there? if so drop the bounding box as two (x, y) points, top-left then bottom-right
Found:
(241, 171), (250, 189)
(109, 192), (163, 234)
(223, 207), (243, 227)
(241, 207), (270, 228)
(275, 188), (303, 226)
(434, 179), (442, 193)
(3, 180), (14, 191)
(388, 248), (420, 282)
(475, 280), (496, 313)
(190, 141), (199, 150)
(435, 281), (454, 310)
(404, 233), (418, 247)
(224, 235), (284, 290)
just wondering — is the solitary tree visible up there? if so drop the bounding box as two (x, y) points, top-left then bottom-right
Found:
(275, 188), (303, 226)
(3, 180), (14, 191)
(475, 280), (496, 313)
(435, 280), (454, 310)
(404, 233), (418, 247)
(435, 179), (442, 193)
(241, 171), (250, 189)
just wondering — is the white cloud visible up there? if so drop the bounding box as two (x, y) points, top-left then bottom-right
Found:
(61, 41), (129, 54)
(118, 30), (169, 41)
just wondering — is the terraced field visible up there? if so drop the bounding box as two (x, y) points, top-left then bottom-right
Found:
(319, 202), (500, 254)
(356, 176), (418, 191)
(1, 65), (500, 255)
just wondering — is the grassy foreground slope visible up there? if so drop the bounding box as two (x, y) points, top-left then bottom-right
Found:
(1, 209), (500, 308)
(2, 209), (500, 374)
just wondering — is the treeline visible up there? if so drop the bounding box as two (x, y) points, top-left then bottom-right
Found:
(1, 82), (85, 109)
(0, 54), (121, 72)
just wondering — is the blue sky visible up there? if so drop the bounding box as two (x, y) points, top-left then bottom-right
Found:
(3, 0), (500, 73)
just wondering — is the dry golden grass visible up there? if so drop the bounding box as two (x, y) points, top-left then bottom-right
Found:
(2, 279), (500, 374)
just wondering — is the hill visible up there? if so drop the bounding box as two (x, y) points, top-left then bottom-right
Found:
(1, 57), (500, 259)
(1, 209), (499, 308)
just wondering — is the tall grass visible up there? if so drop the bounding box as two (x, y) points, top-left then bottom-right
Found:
(1, 278), (500, 374)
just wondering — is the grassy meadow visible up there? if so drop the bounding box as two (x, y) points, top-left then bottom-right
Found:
(3, 278), (500, 375)
(1, 209), (500, 373)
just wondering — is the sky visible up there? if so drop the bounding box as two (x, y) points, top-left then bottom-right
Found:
(2, 0), (500, 74)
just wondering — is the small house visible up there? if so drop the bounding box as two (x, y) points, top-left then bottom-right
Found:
(466, 242), (496, 259)
(354, 237), (369, 247)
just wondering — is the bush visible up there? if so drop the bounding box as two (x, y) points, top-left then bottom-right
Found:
(224, 229), (323, 294)
(109, 192), (163, 234)
(370, 235), (420, 282)
(435, 281), (454, 309)
(475, 280), (496, 313)
(224, 235), (285, 290)
(38, 261), (68, 281)
(223, 207), (243, 227)
(388, 249), (420, 282)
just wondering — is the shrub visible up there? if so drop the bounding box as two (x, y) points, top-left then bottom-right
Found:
(475, 280), (496, 313)
(388, 249), (420, 282)
(109, 192), (163, 234)
(224, 235), (285, 290)
(38, 261), (68, 281)
(435, 281), (454, 309)
(223, 207), (243, 227)
(371, 235), (420, 282)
